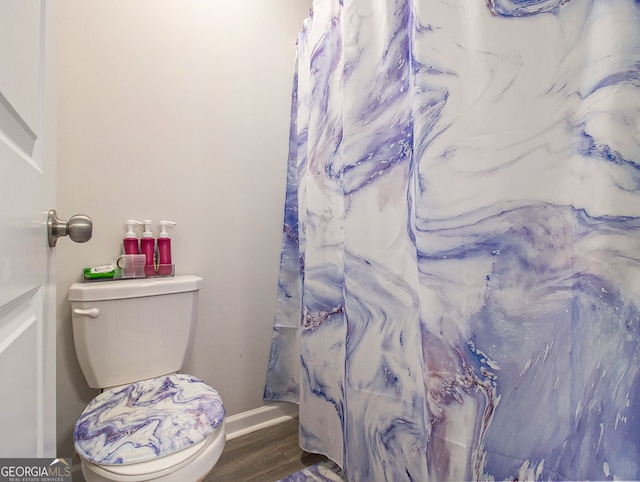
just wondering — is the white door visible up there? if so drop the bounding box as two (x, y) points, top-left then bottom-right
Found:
(0, 0), (56, 457)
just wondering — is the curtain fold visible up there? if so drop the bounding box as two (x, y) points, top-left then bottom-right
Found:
(265, 0), (640, 480)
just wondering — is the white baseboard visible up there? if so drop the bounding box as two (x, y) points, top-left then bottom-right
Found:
(225, 401), (299, 440)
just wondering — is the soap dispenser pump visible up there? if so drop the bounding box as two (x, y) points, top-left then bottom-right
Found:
(157, 221), (176, 276)
(123, 220), (142, 254)
(141, 220), (156, 277)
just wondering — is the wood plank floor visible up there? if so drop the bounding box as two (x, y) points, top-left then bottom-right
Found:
(203, 418), (328, 481)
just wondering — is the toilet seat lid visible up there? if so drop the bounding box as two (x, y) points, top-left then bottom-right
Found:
(74, 373), (225, 466)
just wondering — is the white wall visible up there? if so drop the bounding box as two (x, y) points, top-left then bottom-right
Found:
(56, 0), (311, 457)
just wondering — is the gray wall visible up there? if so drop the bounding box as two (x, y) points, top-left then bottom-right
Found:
(56, 0), (311, 457)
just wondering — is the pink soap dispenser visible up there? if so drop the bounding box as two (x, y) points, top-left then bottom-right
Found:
(156, 220), (176, 276)
(141, 220), (156, 277)
(123, 220), (141, 254)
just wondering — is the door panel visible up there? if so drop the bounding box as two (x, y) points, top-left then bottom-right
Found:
(0, 0), (40, 133)
(0, 294), (39, 456)
(0, 0), (56, 457)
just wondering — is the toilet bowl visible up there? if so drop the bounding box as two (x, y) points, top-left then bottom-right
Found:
(79, 420), (226, 482)
(69, 276), (225, 481)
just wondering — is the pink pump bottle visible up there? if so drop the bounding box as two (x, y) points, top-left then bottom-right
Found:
(156, 221), (176, 276)
(123, 220), (141, 254)
(141, 220), (156, 277)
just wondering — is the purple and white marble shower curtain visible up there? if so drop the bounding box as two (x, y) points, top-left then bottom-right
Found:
(264, 0), (640, 480)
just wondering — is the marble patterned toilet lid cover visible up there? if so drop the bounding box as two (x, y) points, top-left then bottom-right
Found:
(74, 373), (225, 465)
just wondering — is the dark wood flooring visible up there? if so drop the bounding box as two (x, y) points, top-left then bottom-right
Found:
(203, 418), (327, 481)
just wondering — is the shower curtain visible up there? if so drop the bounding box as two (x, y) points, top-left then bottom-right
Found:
(264, 0), (640, 480)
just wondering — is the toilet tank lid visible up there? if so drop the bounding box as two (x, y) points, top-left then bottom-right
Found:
(69, 275), (203, 301)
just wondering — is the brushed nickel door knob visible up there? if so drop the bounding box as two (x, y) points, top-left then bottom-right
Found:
(47, 209), (93, 247)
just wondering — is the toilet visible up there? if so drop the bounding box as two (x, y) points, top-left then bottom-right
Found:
(69, 275), (225, 482)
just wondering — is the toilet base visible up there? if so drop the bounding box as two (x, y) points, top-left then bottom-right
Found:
(80, 421), (226, 482)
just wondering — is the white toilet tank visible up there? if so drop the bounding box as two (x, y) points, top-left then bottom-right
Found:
(69, 275), (203, 389)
